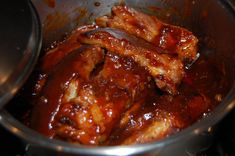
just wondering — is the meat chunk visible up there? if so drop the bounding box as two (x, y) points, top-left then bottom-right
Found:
(98, 52), (152, 99)
(96, 6), (198, 62)
(121, 117), (172, 145)
(77, 28), (184, 94)
(107, 93), (210, 145)
(40, 25), (97, 72)
(31, 45), (104, 137)
(53, 52), (154, 145)
(29, 5), (207, 146)
(54, 79), (130, 145)
(107, 103), (175, 145)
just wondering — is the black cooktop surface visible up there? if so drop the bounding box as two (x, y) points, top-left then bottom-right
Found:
(0, 108), (235, 156)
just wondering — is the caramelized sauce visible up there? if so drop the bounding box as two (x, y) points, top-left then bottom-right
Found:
(27, 45), (229, 145)
(7, 5), (231, 146)
(107, 53), (229, 145)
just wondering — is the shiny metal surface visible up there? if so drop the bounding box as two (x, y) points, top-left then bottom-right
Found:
(0, 0), (41, 108)
(0, 0), (235, 156)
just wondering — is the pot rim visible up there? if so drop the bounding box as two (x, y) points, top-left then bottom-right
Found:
(0, 0), (235, 155)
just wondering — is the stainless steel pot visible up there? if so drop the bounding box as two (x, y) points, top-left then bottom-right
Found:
(1, 0), (235, 156)
(0, 0), (41, 109)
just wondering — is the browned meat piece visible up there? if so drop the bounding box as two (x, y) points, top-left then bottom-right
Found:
(77, 28), (185, 94)
(53, 51), (153, 145)
(31, 45), (104, 137)
(98, 52), (152, 99)
(118, 101), (142, 128)
(40, 25), (97, 72)
(54, 79), (130, 145)
(107, 103), (175, 145)
(28, 5), (214, 146)
(121, 116), (172, 145)
(107, 93), (210, 145)
(32, 25), (98, 96)
(96, 6), (198, 62)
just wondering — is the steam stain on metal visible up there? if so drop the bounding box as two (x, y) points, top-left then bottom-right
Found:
(73, 7), (88, 24)
(94, 2), (101, 7)
(44, 12), (70, 33)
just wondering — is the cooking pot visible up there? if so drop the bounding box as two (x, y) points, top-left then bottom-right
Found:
(1, 0), (235, 156)
(0, 0), (41, 109)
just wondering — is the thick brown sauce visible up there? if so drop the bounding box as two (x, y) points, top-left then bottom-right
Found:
(107, 53), (228, 145)
(28, 44), (229, 145)
(17, 6), (230, 145)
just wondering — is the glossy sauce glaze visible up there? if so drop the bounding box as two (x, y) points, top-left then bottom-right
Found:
(10, 6), (230, 146)
(106, 53), (229, 145)
(28, 47), (229, 145)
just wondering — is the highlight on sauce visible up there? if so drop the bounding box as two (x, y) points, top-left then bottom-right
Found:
(18, 5), (229, 146)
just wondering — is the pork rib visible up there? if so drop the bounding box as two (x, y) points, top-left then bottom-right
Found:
(53, 52), (153, 145)
(40, 25), (97, 73)
(96, 5), (198, 62)
(31, 45), (104, 137)
(98, 52), (152, 99)
(54, 78), (130, 145)
(77, 28), (184, 94)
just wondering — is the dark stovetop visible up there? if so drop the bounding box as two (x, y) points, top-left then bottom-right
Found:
(0, 109), (235, 156)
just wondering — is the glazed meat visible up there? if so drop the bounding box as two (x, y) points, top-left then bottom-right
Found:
(98, 52), (152, 100)
(54, 78), (130, 145)
(31, 45), (104, 137)
(53, 51), (155, 145)
(77, 28), (184, 94)
(40, 25), (97, 73)
(119, 114), (173, 145)
(108, 93), (210, 145)
(27, 5), (226, 146)
(96, 5), (198, 62)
